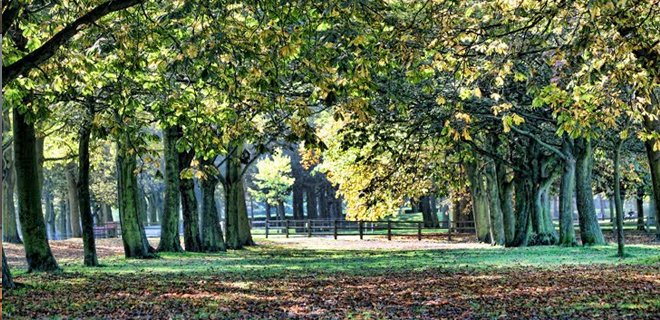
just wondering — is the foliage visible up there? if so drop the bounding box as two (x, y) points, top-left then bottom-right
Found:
(249, 149), (295, 206)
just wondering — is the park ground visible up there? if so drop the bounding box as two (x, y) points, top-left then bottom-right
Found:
(2, 232), (660, 319)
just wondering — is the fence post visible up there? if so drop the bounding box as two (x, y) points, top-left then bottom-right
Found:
(359, 221), (364, 240)
(285, 220), (290, 238)
(448, 221), (452, 241)
(334, 220), (338, 239)
(265, 219), (269, 238)
(418, 222), (422, 241)
(387, 221), (392, 241)
(307, 219), (312, 237)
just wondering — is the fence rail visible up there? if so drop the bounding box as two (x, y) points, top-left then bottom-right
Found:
(254, 219), (476, 241)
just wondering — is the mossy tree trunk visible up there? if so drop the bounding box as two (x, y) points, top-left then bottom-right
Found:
(558, 139), (577, 246)
(13, 108), (59, 272)
(225, 146), (255, 249)
(178, 145), (203, 252)
(484, 160), (505, 246)
(496, 162), (515, 246)
(574, 138), (606, 245)
(3, 249), (15, 289)
(77, 107), (99, 266)
(465, 160), (490, 243)
(200, 173), (225, 252)
(116, 140), (154, 259)
(157, 126), (182, 253)
(643, 115), (660, 241)
(2, 111), (22, 244)
(65, 162), (82, 237)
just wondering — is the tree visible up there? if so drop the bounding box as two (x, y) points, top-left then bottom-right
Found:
(13, 106), (59, 272)
(249, 150), (296, 215)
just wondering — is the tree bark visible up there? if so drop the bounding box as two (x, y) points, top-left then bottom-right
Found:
(421, 195), (439, 228)
(13, 108), (59, 272)
(178, 146), (202, 252)
(485, 160), (505, 245)
(636, 187), (645, 231)
(3, 249), (15, 289)
(465, 160), (490, 242)
(497, 163), (515, 246)
(265, 202), (272, 220)
(77, 109), (99, 266)
(613, 140), (625, 257)
(643, 117), (660, 241)
(65, 162), (82, 237)
(44, 189), (56, 239)
(116, 140), (154, 259)
(306, 186), (317, 219)
(58, 199), (68, 239)
(225, 144), (255, 249)
(293, 184), (304, 220)
(2, 0), (146, 86)
(200, 175), (225, 252)
(574, 138), (606, 245)
(2, 112), (22, 244)
(558, 140), (577, 246)
(157, 126), (183, 252)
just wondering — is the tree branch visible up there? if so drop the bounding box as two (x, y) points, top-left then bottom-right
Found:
(2, 0), (144, 86)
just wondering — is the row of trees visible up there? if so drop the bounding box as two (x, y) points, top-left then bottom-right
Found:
(313, 1), (660, 256)
(3, 0), (660, 288)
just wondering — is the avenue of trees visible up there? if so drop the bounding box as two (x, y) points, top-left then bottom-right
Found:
(2, 0), (660, 289)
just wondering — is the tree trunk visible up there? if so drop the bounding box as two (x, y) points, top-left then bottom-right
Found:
(609, 196), (615, 223)
(2, 112), (22, 244)
(66, 162), (82, 237)
(277, 200), (285, 220)
(511, 175), (533, 247)
(636, 187), (645, 231)
(613, 140), (625, 257)
(138, 187), (149, 226)
(116, 141), (154, 259)
(465, 160), (490, 242)
(306, 186), (317, 219)
(77, 111), (99, 266)
(3, 167), (22, 243)
(574, 138), (606, 245)
(236, 177), (254, 247)
(225, 144), (255, 249)
(157, 126), (183, 252)
(558, 141), (577, 246)
(178, 148), (203, 252)
(496, 163), (515, 246)
(200, 175), (225, 252)
(148, 193), (158, 224)
(421, 195), (439, 228)
(58, 199), (68, 239)
(3, 249), (15, 289)
(484, 161), (505, 245)
(293, 184), (304, 220)
(44, 190), (56, 239)
(13, 108), (59, 272)
(265, 202), (272, 220)
(643, 119), (660, 241)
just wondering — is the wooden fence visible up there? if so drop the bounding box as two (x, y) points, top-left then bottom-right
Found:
(253, 219), (476, 241)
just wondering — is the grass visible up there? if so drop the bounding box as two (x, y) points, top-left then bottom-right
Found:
(8, 240), (660, 277)
(4, 238), (660, 319)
